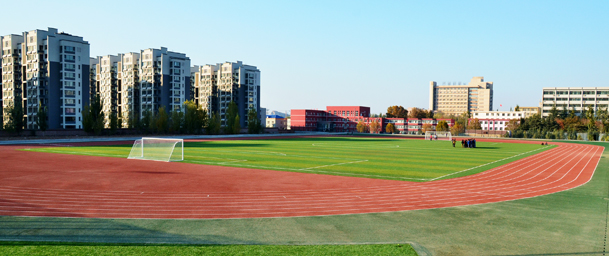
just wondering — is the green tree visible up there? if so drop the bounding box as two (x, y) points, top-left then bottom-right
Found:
(450, 123), (464, 135)
(36, 101), (48, 131)
(586, 105), (597, 132)
(148, 109), (158, 134)
(140, 109), (152, 133)
(156, 106), (169, 134)
(436, 120), (449, 131)
(4, 97), (24, 134)
(549, 104), (558, 120)
(183, 100), (207, 134)
(225, 101), (239, 134)
(386, 106), (408, 118)
(109, 111), (119, 134)
(83, 94), (104, 135)
(506, 119), (520, 131)
(559, 106), (568, 119)
(568, 106), (576, 118)
(467, 118), (482, 130)
(207, 111), (221, 135)
(247, 108), (262, 134)
(170, 109), (184, 134)
(515, 105), (520, 112)
(233, 114), (241, 134)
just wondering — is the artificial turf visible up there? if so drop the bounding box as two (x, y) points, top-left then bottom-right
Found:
(24, 137), (552, 181)
(0, 242), (417, 256)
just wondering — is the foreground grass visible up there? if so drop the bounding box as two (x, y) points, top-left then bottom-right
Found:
(24, 137), (551, 181)
(0, 242), (417, 256)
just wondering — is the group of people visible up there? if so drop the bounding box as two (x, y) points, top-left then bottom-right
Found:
(450, 138), (476, 148)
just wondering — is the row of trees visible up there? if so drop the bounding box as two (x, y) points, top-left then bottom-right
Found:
(1, 95), (49, 135)
(81, 96), (263, 135)
(383, 106), (436, 119)
(505, 105), (609, 141)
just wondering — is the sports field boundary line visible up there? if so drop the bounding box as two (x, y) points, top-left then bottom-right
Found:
(429, 146), (552, 181)
(0, 143), (601, 220)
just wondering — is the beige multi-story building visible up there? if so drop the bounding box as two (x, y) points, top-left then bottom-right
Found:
(429, 76), (493, 116)
(518, 106), (540, 118)
(119, 52), (140, 127)
(541, 87), (609, 117)
(91, 55), (121, 127)
(192, 61), (260, 128)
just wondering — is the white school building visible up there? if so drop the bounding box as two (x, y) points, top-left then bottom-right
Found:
(471, 111), (526, 131)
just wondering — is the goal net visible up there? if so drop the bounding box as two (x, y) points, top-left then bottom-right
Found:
(425, 131), (452, 141)
(128, 137), (184, 162)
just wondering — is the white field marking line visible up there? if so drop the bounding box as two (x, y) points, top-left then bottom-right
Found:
(429, 146), (549, 181)
(462, 145), (588, 194)
(307, 142), (540, 154)
(463, 144), (579, 186)
(434, 144), (570, 185)
(301, 159), (369, 170)
(429, 144), (575, 191)
(434, 145), (584, 197)
(440, 144), (595, 202)
(505, 145), (599, 196)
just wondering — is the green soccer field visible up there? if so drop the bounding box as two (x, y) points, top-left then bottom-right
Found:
(25, 137), (552, 181)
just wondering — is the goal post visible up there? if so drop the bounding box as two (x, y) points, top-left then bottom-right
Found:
(425, 131), (452, 141)
(128, 137), (184, 162)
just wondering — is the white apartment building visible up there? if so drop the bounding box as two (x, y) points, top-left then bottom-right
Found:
(2, 28), (90, 129)
(192, 61), (260, 127)
(471, 111), (526, 131)
(119, 52), (140, 127)
(429, 76), (493, 116)
(91, 55), (121, 127)
(541, 87), (609, 117)
(139, 47), (190, 117)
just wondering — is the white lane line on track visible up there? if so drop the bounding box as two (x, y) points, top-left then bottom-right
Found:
(429, 146), (549, 181)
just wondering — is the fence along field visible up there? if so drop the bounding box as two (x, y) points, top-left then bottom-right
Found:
(25, 137), (553, 181)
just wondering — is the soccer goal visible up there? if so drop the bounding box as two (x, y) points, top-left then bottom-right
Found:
(425, 131), (452, 141)
(128, 138), (184, 162)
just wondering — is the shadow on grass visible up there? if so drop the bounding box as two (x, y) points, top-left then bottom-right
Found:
(0, 216), (255, 245)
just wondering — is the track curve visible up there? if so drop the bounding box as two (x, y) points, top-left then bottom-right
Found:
(0, 139), (602, 219)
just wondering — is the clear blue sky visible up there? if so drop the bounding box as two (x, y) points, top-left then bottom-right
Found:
(3, 0), (608, 114)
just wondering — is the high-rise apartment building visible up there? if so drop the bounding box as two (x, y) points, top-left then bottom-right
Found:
(139, 47), (190, 117)
(192, 61), (260, 127)
(2, 28), (90, 129)
(429, 76), (493, 116)
(91, 48), (189, 127)
(541, 87), (609, 117)
(119, 52), (140, 127)
(90, 55), (121, 127)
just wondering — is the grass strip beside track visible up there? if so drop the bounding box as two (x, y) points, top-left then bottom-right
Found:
(24, 137), (553, 181)
(0, 242), (417, 256)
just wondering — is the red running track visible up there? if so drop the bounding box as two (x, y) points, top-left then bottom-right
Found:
(0, 139), (603, 219)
